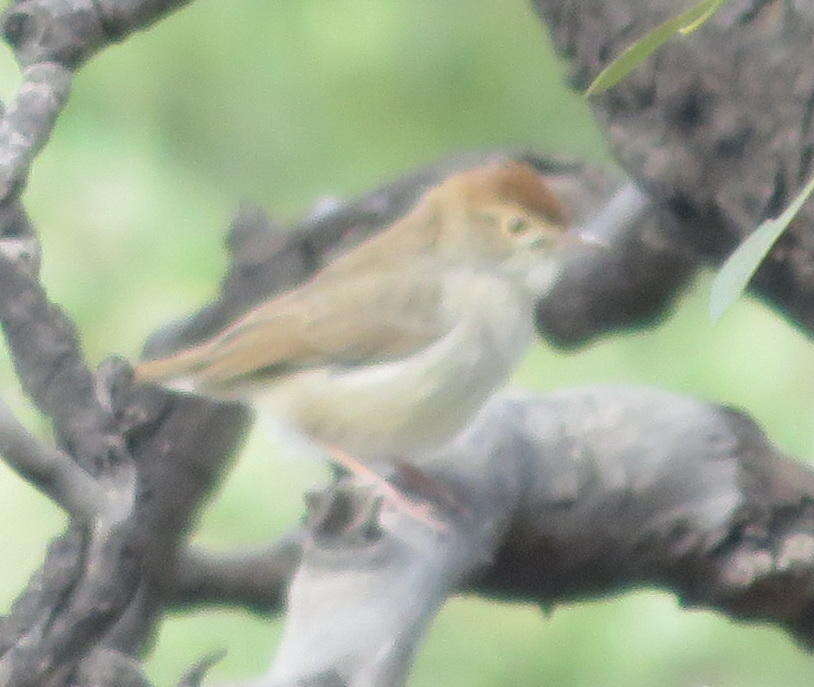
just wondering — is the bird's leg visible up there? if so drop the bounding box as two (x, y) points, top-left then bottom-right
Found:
(392, 460), (470, 517)
(322, 445), (449, 532)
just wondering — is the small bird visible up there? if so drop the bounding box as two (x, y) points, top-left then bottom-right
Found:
(135, 161), (588, 517)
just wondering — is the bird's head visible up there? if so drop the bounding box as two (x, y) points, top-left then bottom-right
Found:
(429, 160), (591, 293)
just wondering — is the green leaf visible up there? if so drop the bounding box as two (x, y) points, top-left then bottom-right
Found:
(585, 0), (729, 97)
(709, 172), (814, 322)
(678, 0), (727, 34)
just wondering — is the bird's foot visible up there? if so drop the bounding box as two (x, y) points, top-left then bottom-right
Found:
(323, 446), (450, 532)
(392, 459), (470, 518)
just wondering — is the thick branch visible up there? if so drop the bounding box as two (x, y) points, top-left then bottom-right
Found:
(536, 181), (695, 345)
(256, 387), (814, 686)
(533, 0), (814, 335)
(4, 0), (194, 69)
(170, 535), (303, 616)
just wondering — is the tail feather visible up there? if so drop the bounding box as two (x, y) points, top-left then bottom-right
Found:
(134, 346), (210, 384)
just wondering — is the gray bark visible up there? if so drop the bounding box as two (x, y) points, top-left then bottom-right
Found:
(533, 0), (814, 334)
(258, 387), (814, 686)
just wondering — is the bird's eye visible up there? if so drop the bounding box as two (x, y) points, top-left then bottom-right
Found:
(506, 217), (529, 235)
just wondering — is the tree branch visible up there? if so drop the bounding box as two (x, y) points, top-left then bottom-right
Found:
(4, 0), (194, 69)
(0, 62), (70, 203)
(170, 535), (303, 616)
(255, 387), (814, 686)
(0, 0), (253, 684)
(533, 0), (814, 335)
(0, 396), (104, 520)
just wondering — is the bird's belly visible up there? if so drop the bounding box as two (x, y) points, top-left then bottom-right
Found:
(254, 290), (534, 462)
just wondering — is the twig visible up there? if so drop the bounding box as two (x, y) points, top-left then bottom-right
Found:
(0, 397), (105, 520)
(171, 535), (303, 616)
(177, 649), (228, 687)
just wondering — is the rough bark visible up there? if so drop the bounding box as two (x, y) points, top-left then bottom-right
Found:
(533, 0), (814, 334)
(0, 2), (247, 685)
(255, 387), (814, 686)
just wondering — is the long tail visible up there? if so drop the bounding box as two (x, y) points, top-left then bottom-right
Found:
(134, 344), (212, 384)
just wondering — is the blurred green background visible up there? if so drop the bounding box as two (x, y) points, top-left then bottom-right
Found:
(0, 0), (811, 685)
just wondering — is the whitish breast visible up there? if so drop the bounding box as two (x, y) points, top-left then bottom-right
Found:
(257, 270), (536, 461)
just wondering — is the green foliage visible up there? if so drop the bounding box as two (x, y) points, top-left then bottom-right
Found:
(710, 173), (814, 321)
(585, 0), (729, 96)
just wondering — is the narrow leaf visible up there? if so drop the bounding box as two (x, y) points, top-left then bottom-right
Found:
(679, 0), (728, 34)
(585, 0), (729, 96)
(709, 172), (814, 322)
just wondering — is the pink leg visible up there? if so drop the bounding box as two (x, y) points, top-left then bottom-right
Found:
(324, 446), (449, 532)
(393, 460), (470, 517)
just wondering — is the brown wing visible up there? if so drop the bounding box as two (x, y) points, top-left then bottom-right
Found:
(135, 266), (448, 388)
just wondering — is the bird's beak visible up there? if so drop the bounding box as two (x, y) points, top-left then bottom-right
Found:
(559, 183), (650, 251)
(560, 225), (611, 250)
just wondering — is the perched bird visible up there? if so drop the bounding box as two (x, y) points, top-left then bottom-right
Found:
(135, 161), (589, 515)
